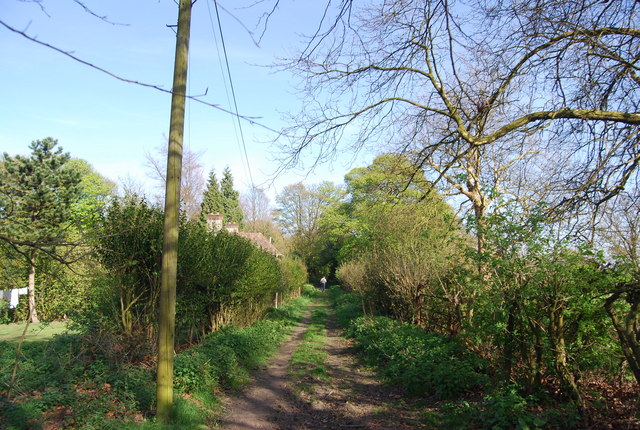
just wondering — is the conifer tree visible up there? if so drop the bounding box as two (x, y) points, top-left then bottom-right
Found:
(220, 166), (243, 224)
(0, 138), (81, 322)
(199, 170), (224, 223)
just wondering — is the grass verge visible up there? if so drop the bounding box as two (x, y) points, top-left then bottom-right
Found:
(0, 287), (315, 429)
(289, 304), (330, 392)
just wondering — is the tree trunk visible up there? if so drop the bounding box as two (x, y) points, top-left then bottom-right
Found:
(156, 0), (192, 422)
(414, 291), (424, 327)
(549, 300), (585, 412)
(523, 320), (544, 393)
(27, 249), (39, 323)
(360, 296), (368, 318)
(604, 290), (640, 384)
(502, 299), (517, 379)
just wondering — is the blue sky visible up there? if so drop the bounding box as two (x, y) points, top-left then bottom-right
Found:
(0, 0), (368, 200)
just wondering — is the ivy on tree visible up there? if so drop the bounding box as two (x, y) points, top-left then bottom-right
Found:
(0, 138), (81, 322)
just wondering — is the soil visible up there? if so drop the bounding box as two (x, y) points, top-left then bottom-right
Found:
(216, 300), (426, 429)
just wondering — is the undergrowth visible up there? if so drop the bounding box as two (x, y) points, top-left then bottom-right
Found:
(345, 316), (488, 399)
(0, 286), (315, 429)
(327, 286), (564, 429)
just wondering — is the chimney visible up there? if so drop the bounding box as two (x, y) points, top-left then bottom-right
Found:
(225, 222), (239, 233)
(206, 212), (224, 232)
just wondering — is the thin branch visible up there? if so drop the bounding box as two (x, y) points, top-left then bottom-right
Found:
(71, 0), (129, 26)
(0, 19), (288, 137)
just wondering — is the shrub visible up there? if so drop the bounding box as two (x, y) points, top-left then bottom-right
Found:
(0, 299), (10, 324)
(83, 197), (289, 348)
(438, 386), (548, 430)
(279, 256), (308, 297)
(174, 349), (219, 392)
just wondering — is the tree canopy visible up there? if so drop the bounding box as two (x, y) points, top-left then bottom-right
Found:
(0, 138), (82, 322)
(200, 169), (225, 223)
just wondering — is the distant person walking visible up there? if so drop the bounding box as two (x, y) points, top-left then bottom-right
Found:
(320, 276), (327, 291)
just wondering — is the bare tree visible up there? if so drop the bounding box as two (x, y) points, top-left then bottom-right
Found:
(145, 142), (205, 220)
(278, 0), (640, 228)
(599, 189), (640, 265)
(240, 185), (272, 225)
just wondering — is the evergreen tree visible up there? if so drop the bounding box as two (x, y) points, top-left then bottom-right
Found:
(220, 166), (243, 224)
(199, 170), (224, 223)
(0, 138), (81, 322)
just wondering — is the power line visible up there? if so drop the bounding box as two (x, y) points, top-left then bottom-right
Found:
(206, 0), (248, 183)
(207, 0), (255, 188)
(0, 18), (287, 138)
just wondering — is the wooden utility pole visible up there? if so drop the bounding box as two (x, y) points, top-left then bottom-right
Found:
(156, 0), (192, 422)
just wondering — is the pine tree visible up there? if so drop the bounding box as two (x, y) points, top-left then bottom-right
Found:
(199, 170), (224, 223)
(220, 166), (243, 224)
(0, 138), (81, 322)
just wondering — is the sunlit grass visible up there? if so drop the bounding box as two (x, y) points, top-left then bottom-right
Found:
(289, 305), (330, 390)
(0, 320), (71, 343)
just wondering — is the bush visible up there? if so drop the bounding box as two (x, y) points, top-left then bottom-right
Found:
(84, 197), (289, 348)
(174, 349), (219, 392)
(438, 386), (548, 430)
(279, 257), (308, 297)
(0, 299), (10, 324)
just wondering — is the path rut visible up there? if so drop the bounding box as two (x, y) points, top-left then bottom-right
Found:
(217, 300), (425, 429)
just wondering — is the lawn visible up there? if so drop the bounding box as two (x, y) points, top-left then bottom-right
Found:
(0, 321), (71, 343)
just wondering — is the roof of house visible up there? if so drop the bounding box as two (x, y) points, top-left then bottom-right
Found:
(237, 232), (282, 257)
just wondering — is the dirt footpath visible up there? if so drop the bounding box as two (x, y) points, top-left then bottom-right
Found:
(217, 301), (425, 429)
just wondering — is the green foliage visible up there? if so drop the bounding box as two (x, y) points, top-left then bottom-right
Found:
(0, 241), (23, 296)
(0, 293), (310, 429)
(345, 315), (487, 399)
(176, 222), (283, 337)
(332, 153), (454, 260)
(220, 167), (243, 224)
(279, 256), (308, 296)
(87, 195), (290, 348)
(320, 154), (464, 328)
(467, 201), (623, 401)
(329, 286), (364, 327)
(0, 138), (83, 321)
(96, 196), (163, 336)
(301, 284), (318, 296)
(0, 299), (10, 324)
(274, 181), (341, 279)
(199, 169), (224, 223)
(476, 386), (541, 430)
(65, 158), (115, 229)
(0, 138), (82, 246)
